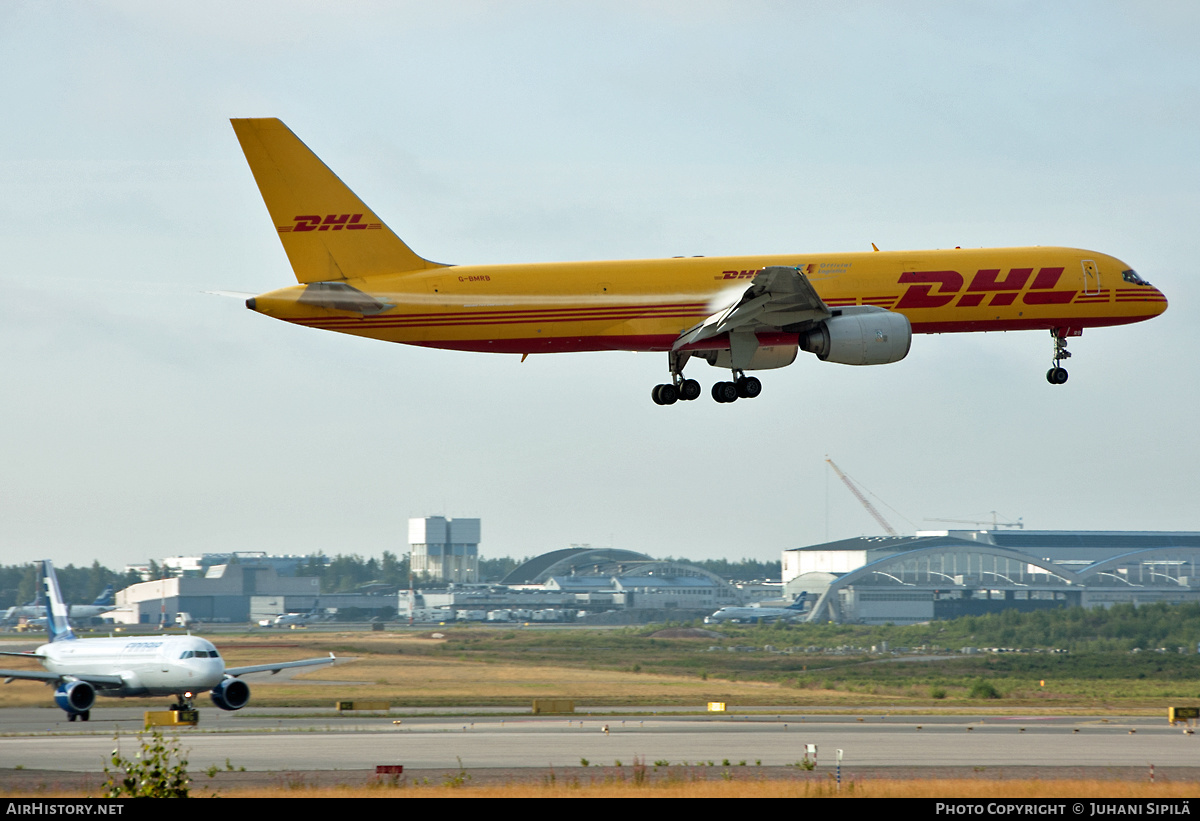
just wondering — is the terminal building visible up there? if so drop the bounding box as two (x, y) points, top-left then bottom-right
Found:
(784, 530), (1200, 624)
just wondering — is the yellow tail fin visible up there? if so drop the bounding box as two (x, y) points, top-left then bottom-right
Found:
(231, 118), (441, 283)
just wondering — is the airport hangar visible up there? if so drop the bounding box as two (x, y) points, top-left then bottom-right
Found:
(402, 547), (745, 623)
(109, 547), (747, 626)
(783, 530), (1200, 624)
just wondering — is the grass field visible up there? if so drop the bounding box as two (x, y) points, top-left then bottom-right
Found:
(213, 779), (1200, 798)
(3, 626), (1198, 799)
(5, 778), (1197, 800)
(2, 625), (1199, 711)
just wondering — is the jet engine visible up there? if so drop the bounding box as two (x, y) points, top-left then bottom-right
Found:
(800, 307), (911, 365)
(210, 677), (251, 711)
(54, 680), (95, 714)
(701, 343), (799, 371)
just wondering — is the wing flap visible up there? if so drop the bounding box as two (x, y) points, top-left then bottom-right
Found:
(673, 266), (831, 351)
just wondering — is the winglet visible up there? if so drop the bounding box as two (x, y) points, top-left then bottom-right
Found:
(39, 561), (76, 643)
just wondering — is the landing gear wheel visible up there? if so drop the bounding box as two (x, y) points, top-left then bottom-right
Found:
(651, 384), (678, 405)
(80, 710), (90, 722)
(1047, 329), (1073, 386)
(736, 376), (762, 399)
(68, 713), (76, 722)
(711, 382), (738, 403)
(678, 379), (701, 401)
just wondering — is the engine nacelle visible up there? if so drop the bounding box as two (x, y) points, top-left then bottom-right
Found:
(800, 307), (911, 365)
(210, 677), (251, 711)
(54, 680), (95, 715)
(702, 343), (799, 371)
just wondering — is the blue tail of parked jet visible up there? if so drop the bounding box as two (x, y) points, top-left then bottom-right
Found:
(39, 561), (77, 643)
(91, 585), (115, 607)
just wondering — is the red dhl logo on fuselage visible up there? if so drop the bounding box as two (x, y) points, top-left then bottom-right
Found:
(277, 214), (383, 233)
(720, 266), (1080, 309)
(896, 267), (1073, 308)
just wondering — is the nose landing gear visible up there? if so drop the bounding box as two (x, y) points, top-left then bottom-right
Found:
(1046, 329), (1073, 385)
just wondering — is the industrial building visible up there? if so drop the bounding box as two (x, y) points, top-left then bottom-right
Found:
(113, 556), (395, 624)
(409, 517), (480, 583)
(113, 562), (322, 624)
(784, 530), (1200, 624)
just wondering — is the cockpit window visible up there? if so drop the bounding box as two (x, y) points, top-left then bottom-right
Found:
(181, 650), (193, 659)
(1122, 269), (1151, 286)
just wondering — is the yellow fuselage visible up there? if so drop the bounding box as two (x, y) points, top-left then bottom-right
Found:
(248, 246), (1166, 355)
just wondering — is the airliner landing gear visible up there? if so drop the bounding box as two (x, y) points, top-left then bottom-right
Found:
(652, 352), (701, 405)
(650, 354), (763, 405)
(67, 710), (89, 722)
(170, 693), (196, 712)
(1046, 330), (1071, 385)
(736, 374), (762, 399)
(712, 372), (762, 403)
(651, 383), (677, 405)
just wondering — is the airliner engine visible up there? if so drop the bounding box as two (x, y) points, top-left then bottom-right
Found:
(54, 680), (95, 714)
(800, 307), (911, 365)
(210, 677), (251, 711)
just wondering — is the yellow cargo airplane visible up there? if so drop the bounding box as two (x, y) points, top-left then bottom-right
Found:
(232, 118), (1168, 404)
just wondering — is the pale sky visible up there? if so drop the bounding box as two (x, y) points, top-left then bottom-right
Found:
(1, 1), (1197, 569)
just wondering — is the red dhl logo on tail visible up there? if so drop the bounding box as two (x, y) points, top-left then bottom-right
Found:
(896, 267), (1074, 308)
(277, 214), (383, 233)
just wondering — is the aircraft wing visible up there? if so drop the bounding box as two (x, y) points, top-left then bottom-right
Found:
(0, 668), (126, 687)
(0, 668), (59, 683)
(672, 265), (832, 351)
(225, 653), (335, 678)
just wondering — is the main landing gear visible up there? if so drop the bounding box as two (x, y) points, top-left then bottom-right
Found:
(652, 352), (763, 405)
(1046, 329), (1072, 385)
(651, 378), (700, 405)
(711, 373), (762, 404)
(67, 710), (90, 722)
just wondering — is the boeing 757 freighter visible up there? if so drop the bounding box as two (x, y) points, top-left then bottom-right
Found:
(232, 118), (1168, 404)
(0, 561), (334, 721)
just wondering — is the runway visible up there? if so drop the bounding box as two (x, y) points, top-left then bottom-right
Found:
(0, 707), (1196, 775)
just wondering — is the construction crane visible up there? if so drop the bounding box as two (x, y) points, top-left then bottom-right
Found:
(926, 513), (1024, 530)
(825, 457), (899, 537)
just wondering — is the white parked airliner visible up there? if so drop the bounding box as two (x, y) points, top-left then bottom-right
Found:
(0, 561), (334, 721)
(704, 594), (809, 624)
